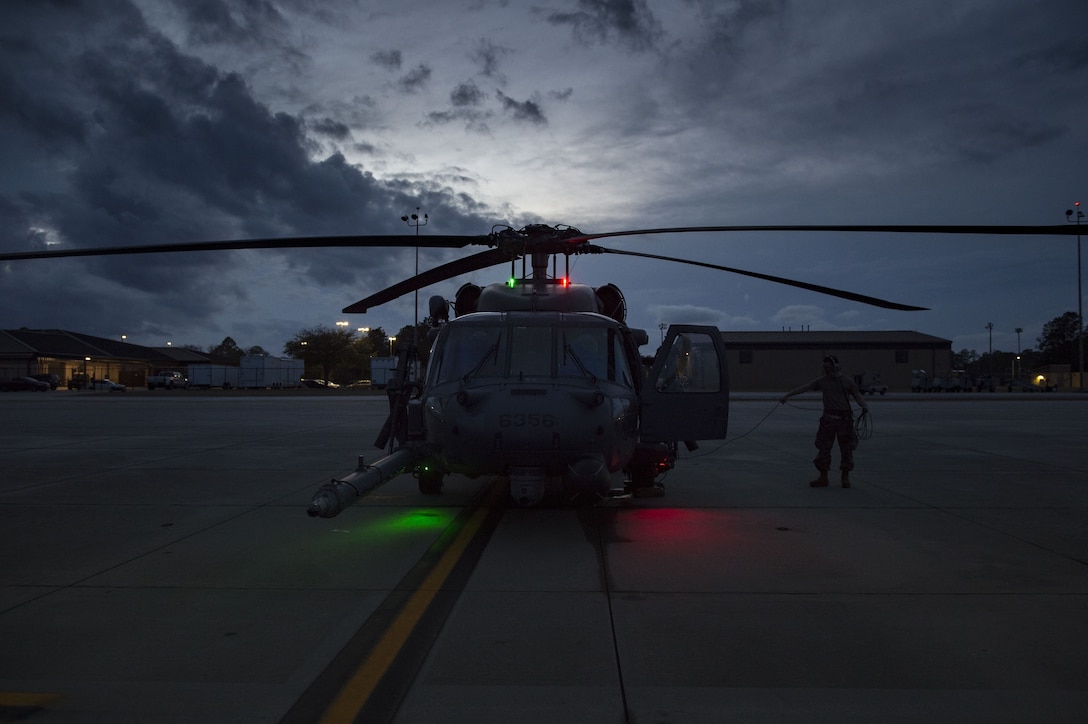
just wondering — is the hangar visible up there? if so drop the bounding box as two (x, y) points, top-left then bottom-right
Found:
(0, 329), (199, 389)
(720, 330), (952, 392)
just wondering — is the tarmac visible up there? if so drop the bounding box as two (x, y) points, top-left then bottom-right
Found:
(1, 390), (1086, 723)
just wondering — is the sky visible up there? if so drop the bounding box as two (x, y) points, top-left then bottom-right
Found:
(2, 0), (1087, 358)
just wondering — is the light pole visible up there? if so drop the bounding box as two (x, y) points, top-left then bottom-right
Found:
(401, 208), (428, 349)
(1015, 327), (1022, 379)
(1066, 202), (1084, 391)
(389, 336), (396, 356)
(985, 322), (993, 381)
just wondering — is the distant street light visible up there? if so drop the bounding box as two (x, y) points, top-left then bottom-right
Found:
(1066, 202), (1084, 391)
(389, 336), (396, 355)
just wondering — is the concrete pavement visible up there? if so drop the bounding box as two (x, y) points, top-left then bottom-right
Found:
(1, 392), (1086, 722)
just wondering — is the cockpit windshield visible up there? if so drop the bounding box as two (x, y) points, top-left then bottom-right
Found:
(430, 320), (635, 387)
(435, 326), (503, 382)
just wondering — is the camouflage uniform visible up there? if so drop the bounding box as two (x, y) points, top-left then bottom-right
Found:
(781, 357), (869, 475)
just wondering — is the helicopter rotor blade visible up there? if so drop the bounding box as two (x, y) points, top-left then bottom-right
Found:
(343, 247), (513, 313)
(0, 234), (485, 262)
(569, 224), (1081, 244)
(595, 247), (928, 311)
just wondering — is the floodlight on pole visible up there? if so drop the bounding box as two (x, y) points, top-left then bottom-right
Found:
(401, 208), (428, 349)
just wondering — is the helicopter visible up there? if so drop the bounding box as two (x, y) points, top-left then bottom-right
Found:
(0, 221), (1078, 513)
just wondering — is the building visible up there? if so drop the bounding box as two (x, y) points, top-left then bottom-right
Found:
(4, 327), (951, 393)
(1, 328), (301, 390)
(720, 330), (952, 392)
(0, 329), (183, 388)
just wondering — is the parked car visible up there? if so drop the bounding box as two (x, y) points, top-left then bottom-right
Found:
(855, 373), (887, 395)
(68, 372), (89, 390)
(91, 378), (126, 392)
(1, 376), (50, 391)
(301, 379), (339, 389)
(30, 373), (60, 389)
(147, 370), (188, 390)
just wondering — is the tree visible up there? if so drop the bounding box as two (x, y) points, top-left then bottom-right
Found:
(208, 336), (244, 364)
(1037, 311), (1083, 365)
(283, 325), (357, 382)
(364, 327), (388, 357)
(247, 345), (268, 356)
(951, 349), (979, 371)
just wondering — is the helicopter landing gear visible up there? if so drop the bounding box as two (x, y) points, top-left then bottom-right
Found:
(626, 468), (665, 498)
(624, 443), (674, 497)
(417, 464), (444, 495)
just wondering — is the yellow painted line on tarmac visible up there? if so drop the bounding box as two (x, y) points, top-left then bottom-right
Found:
(318, 481), (504, 724)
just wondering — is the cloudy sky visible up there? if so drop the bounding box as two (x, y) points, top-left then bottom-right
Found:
(2, 0), (1086, 357)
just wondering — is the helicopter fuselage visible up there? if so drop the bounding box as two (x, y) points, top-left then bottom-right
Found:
(419, 310), (642, 504)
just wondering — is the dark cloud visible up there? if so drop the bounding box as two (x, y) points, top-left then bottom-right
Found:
(543, 0), (662, 51)
(2, 0), (1085, 355)
(370, 49), (403, 70)
(1018, 36), (1088, 73)
(397, 64), (432, 93)
(308, 116), (352, 139)
(422, 78), (496, 130)
(422, 108), (493, 134)
(450, 81), (485, 107)
(175, 0), (309, 71)
(697, 0), (785, 49)
(178, 0), (288, 45)
(496, 91), (547, 125)
(470, 39), (511, 80)
(0, 1), (498, 348)
(300, 95), (381, 130)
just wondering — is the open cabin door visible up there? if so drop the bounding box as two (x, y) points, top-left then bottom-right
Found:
(640, 325), (729, 442)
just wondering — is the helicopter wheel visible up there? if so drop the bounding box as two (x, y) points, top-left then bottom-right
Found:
(417, 467), (444, 495)
(625, 466), (664, 497)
